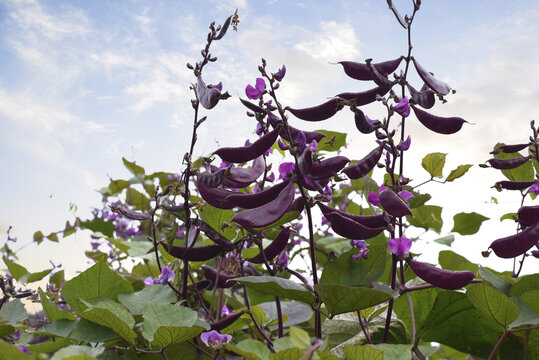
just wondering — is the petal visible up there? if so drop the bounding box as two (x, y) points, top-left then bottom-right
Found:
(245, 84), (259, 100)
(399, 135), (411, 151)
(255, 77), (266, 93)
(368, 191), (381, 206)
(398, 190), (414, 201)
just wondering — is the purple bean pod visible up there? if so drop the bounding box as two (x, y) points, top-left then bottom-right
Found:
(220, 156), (266, 188)
(338, 57), (403, 81)
(196, 168), (227, 188)
(517, 205), (539, 227)
(489, 222), (539, 258)
(412, 106), (468, 135)
(278, 125), (326, 145)
(411, 57), (451, 95)
(495, 181), (536, 191)
(231, 180), (295, 228)
(406, 83), (435, 109)
(487, 156), (531, 170)
(288, 197), (305, 213)
(111, 204), (150, 221)
(379, 189), (412, 217)
(196, 75), (222, 109)
(342, 143), (384, 179)
(201, 265), (236, 288)
(318, 203), (390, 228)
(309, 156), (350, 180)
(408, 259), (475, 290)
(225, 180), (290, 209)
(192, 219), (236, 250)
(161, 242), (226, 261)
(213, 128), (279, 163)
(491, 143), (530, 154)
(366, 60), (397, 88)
(337, 85), (392, 106)
(246, 227), (291, 264)
(162, 202), (196, 213)
(197, 182), (236, 209)
(323, 212), (387, 240)
(287, 98), (342, 121)
(354, 109), (381, 134)
(210, 311), (246, 331)
(213, 15), (233, 40)
(240, 98), (266, 114)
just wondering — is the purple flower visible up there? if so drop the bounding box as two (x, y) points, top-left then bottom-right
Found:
(278, 162), (295, 180)
(212, 82), (223, 92)
(398, 190), (414, 201)
(266, 172), (275, 182)
(273, 65), (286, 81)
(255, 123), (263, 136)
(245, 78), (266, 100)
(530, 182), (539, 196)
(144, 267), (175, 286)
(278, 139), (290, 151)
(351, 240), (369, 259)
(387, 237), (412, 259)
(395, 96), (410, 117)
(293, 131), (307, 153)
(307, 140), (318, 152)
(167, 173), (181, 181)
(200, 330), (232, 349)
(12, 330), (21, 341)
(221, 305), (235, 317)
(398, 135), (411, 151)
(252, 185), (261, 194)
(144, 277), (155, 286)
(321, 216), (329, 226)
(276, 250), (289, 267)
(368, 185), (387, 207)
(17, 345), (29, 355)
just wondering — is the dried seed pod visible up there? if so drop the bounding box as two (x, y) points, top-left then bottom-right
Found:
(318, 203), (390, 228)
(196, 76), (222, 109)
(246, 227), (290, 264)
(232, 180), (295, 228)
(239, 98), (267, 114)
(495, 181), (535, 191)
(517, 205), (539, 227)
(287, 98), (341, 121)
(226, 180), (290, 209)
(161, 243), (226, 261)
(111, 204), (150, 221)
(210, 311), (245, 331)
(354, 109), (381, 134)
(337, 85), (392, 106)
(197, 168), (227, 188)
(192, 219), (235, 250)
(412, 106), (468, 135)
(411, 57), (451, 95)
(220, 156), (265, 188)
(342, 143), (384, 179)
(213, 128), (279, 163)
(201, 265), (236, 288)
(408, 259), (475, 290)
(338, 57), (403, 81)
(489, 222), (539, 258)
(487, 156), (530, 170)
(491, 143), (530, 154)
(407, 83), (435, 109)
(323, 211), (386, 240)
(379, 189), (412, 217)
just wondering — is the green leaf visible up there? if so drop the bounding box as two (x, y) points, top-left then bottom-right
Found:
(0, 298), (28, 325)
(50, 345), (104, 360)
(438, 250), (478, 273)
(522, 290), (539, 316)
(234, 276), (315, 305)
(445, 164), (472, 182)
(368, 344), (412, 360)
(40, 289), (76, 321)
(258, 301), (312, 331)
(39, 319), (78, 338)
(407, 192), (431, 209)
(122, 157), (145, 177)
(433, 235), (454, 246)
(61, 261), (133, 312)
(125, 188), (151, 210)
(2, 256), (28, 280)
(406, 205), (443, 233)
(46, 232), (59, 242)
(77, 298), (136, 345)
(227, 339), (271, 360)
(511, 274), (539, 296)
(33, 230), (44, 244)
(271, 348), (304, 360)
(118, 285), (176, 315)
(290, 326), (311, 349)
(394, 287), (438, 342)
(500, 212), (517, 222)
(494, 151), (534, 182)
(509, 296), (539, 328)
(199, 205), (237, 240)
(98, 179), (131, 197)
(315, 284), (395, 315)
(0, 324), (15, 338)
(26, 268), (53, 283)
(70, 319), (119, 343)
(27, 338), (71, 353)
(320, 245), (387, 286)
(141, 302), (206, 347)
(80, 220), (115, 237)
(451, 212), (489, 235)
(315, 129), (347, 152)
(50, 270), (65, 288)
(467, 283), (519, 328)
(421, 153), (447, 178)
(343, 345), (383, 360)
(478, 266), (512, 295)
(0, 342), (31, 359)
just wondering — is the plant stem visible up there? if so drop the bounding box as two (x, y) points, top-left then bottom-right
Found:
(357, 311), (373, 344)
(488, 331), (507, 360)
(382, 254), (398, 343)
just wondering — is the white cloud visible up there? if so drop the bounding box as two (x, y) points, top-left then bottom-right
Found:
(294, 21), (360, 61)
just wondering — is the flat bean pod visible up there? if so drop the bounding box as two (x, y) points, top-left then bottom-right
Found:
(239, 98), (266, 114)
(226, 180), (290, 209)
(192, 219), (235, 250)
(213, 15), (233, 40)
(213, 128), (279, 163)
(323, 211), (386, 240)
(337, 86), (392, 106)
(196, 76), (222, 109)
(162, 202), (196, 213)
(161, 243), (226, 261)
(379, 189), (412, 217)
(491, 143), (530, 154)
(489, 222), (539, 258)
(366, 60), (397, 88)
(487, 156), (530, 170)
(407, 83), (435, 109)
(342, 143), (384, 179)
(318, 203), (390, 228)
(201, 265), (236, 288)
(197, 182), (236, 209)
(412, 106), (467, 135)
(354, 109), (381, 134)
(288, 197), (305, 213)
(111, 204), (150, 221)
(231, 180), (295, 228)
(246, 227), (290, 264)
(287, 98), (341, 121)
(338, 57), (403, 81)
(309, 156), (350, 180)
(517, 205), (539, 227)
(411, 57), (451, 95)
(221, 156), (265, 188)
(408, 259), (475, 290)
(495, 181), (535, 191)
(210, 311), (245, 331)
(278, 125), (326, 145)
(197, 169), (227, 188)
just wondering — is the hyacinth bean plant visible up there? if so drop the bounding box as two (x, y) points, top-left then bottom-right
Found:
(2, 2), (539, 359)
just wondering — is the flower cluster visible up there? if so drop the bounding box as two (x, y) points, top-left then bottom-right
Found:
(144, 267), (175, 286)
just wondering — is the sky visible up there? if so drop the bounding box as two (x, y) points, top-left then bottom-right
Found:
(1, 0), (539, 278)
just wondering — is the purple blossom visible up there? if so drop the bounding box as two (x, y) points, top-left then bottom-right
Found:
(276, 250), (289, 267)
(395, 96), (410, 117)
(387, 237), (412, 259)
(351, 240), (369, 259)
(255, 123), (263, 136)
(245, 78), (266, 100)
(12, 330), (21, 341)
(398, 135), (411, 151)
(252, 185), (261, 194)
(144, 267), (175, 286)
(278, 139), (290, 151)
(221, 305), (235, 317)
(17, 345), (29, 355)
(321, 216), (329, 226)
(308, 140), (318, 152)
(167, 173), (181, 181)
(294, 131), (307, 153)
(266, 172), (275, 182)
(212, 82), (223, 91)
(398, 190), (414, 201)
(244, 139), (252, 147)
(273, 65), (286, 81)
(530, 182), (539, 196)
(200, 330), (232, 349)
(278, 162), (295, 180)
(368, 185), (387, 207)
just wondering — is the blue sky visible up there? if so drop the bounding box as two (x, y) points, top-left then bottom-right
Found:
(1, 0), (538, 276)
